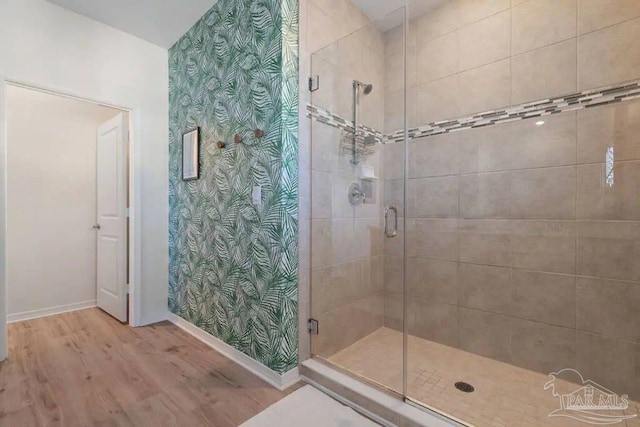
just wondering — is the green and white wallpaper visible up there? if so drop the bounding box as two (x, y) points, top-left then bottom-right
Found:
(168, 0), (299, 374)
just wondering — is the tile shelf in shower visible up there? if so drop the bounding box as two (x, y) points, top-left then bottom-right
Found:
(308, 79), (640, 145)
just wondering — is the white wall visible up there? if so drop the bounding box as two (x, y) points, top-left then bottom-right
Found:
(0, 0), (169, 359)
(6, 85), (119, 320)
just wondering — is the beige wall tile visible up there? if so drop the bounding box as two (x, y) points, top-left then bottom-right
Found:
(383, 177), (404, 212)
(458, 263), (511, 313)
(313, 0), (370, 37)
(415, 75), (461, 124)
(510, 166), (576, 219)
(310, 56), (339, 113)
(311, 122), (340, 172)
(384, 291), (404, 331)
(458, 123), (513, 174)
(385, 38), (415, 94)
(383, 23), (406, 57)
(331, 260), (365, 308)
(383, 142), (404, 181)
(509, 111), (577, 170)
(577, 276), (640, 342)
(312, 170), (332, 219)
(410, 258), (458, 304)
(578, 0), (640, 35)
(353, 22), (384, 54)
(458, 219), (511, 266)
(512, 39), (577, 105)
(576, 221), (640, 281)
(577, 162), (640, 220)
(459, 172), (511, 219)
(416, 31), (459, 84)
(512, 0), (576, 55)
(311, 219), (332, 268)
(407, 176), (459, 218)
(579, 18), (640, 90)
(409, 132), (459, 178)
(407, 218), (458, 261)
(318, 294), (384, 356)
(409, 299), (459, 347)
(510, 319), (576, 374)
(384, 51), (402, 94)
(510, 270), (576, 327)
(578, 100), (640, 164)
(384, 90), (405, 133)
(415, 1), (460, 43)
(458, 131), (480, 174)
(576, 332), (640, 399)
(307, 4), (342, 54)
(311, 266), (333, 316)
(457, 0), (511, 27)
(458, 59), (511, 115)
(362, 255), (384, 294)
(459, 308), (511, 362)
(511, 220), (576, 274)
(458, 10), (511, 71)
(384, 255), (404, 295)
(331, 218), (383, 264)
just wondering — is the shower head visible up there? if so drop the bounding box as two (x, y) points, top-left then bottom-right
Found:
(354, 80), (374, 95)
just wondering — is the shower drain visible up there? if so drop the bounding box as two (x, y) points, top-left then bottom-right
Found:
(454, 381), (475, 393)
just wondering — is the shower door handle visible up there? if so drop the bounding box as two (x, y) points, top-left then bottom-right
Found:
(384, 206), (398, 238)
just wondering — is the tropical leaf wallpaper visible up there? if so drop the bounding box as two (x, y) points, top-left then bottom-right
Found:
(168, 0), (299, 374)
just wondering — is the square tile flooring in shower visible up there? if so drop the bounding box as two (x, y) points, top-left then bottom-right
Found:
(328, 328), (640, 427)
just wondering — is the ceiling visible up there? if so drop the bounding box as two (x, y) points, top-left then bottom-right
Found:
(46, 0), (445, 49)
(351, 0), (446, 31)
(46, 0), (218, 49)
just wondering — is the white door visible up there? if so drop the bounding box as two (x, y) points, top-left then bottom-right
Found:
(96, 113), (128, 322)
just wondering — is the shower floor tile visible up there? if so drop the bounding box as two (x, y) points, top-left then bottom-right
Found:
(328, 328), (640, 427)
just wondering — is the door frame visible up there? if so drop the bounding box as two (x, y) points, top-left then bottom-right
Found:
(0, 76), (144, 359)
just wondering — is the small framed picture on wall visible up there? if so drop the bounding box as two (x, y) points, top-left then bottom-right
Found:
(182, 127), (200, 181)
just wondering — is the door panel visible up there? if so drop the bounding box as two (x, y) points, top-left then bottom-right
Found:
(96, 113), (128, 322)
(308, 7), (406, 396)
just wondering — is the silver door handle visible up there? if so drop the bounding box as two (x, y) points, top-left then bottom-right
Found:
(384, 206), (398, 238)
(92, 224), (101, 230)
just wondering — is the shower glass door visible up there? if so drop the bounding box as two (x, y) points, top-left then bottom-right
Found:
(308, 7), (407, 396)
(403, 1), (640, 426)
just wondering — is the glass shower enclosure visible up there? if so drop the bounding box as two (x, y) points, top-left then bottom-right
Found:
(308, 2), (640, 426)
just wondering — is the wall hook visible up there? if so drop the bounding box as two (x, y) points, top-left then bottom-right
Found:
(234, 134), (243, 144)
(254, 128), (264, 138)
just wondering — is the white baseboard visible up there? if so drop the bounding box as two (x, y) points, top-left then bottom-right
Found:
(166, 312), (300, 391)
(8, 300), (97, 323)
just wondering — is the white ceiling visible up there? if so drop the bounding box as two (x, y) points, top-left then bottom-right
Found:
(46, 0), (445, 49)
(351, 0), (446, 31)
(46, 0), (218, 49)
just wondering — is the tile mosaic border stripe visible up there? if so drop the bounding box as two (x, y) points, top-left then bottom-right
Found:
(306, 104), (385, 143)
(307, 80), (640, 144)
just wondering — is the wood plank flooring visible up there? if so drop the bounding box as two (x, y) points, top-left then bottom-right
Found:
(0, 308), (299, 426)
